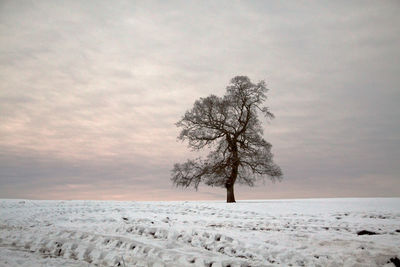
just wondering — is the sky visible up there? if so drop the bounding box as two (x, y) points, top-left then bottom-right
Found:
(1, 0), (399, 201)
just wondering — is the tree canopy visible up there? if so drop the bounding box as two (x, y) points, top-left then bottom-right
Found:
(171, 76), (282, 202)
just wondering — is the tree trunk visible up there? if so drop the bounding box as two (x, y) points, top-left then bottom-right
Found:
(226, 183), (236, 203)
(226, 139), (238, 203)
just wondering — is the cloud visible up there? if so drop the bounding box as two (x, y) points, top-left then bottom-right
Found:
(0, 0), (399, 200)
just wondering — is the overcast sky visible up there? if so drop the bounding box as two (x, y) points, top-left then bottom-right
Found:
(1, 0), (399, 201)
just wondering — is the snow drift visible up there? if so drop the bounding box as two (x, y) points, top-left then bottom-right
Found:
(0, 198), (399, 266)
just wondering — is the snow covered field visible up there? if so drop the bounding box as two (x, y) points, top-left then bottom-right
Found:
(0, 198), (399, 267)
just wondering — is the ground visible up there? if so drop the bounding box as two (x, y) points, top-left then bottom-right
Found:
(0, 198), (399, 266)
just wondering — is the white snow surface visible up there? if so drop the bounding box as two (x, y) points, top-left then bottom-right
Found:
(0, 198), (399, 267)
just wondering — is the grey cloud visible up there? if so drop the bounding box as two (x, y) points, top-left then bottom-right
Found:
(0, 0), (399, 200)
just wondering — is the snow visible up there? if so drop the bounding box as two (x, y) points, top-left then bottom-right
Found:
(0, 198), (399, 266)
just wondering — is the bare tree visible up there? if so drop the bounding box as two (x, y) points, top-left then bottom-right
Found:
(171, 76), (282, 203)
